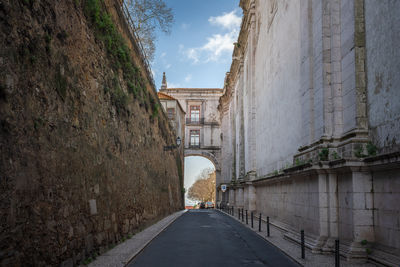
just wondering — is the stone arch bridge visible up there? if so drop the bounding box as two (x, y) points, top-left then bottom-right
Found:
(159, 79), (223, 192)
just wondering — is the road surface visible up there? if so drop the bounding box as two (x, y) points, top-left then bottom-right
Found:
(128, 209), (299, 267)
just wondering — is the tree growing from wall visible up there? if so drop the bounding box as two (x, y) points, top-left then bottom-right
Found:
(188, 168), (216, 203)
(124, 0), (174, 62)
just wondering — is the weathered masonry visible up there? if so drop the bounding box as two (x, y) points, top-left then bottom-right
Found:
(0, 0), (183, 265)
(159, 75), (223, 182)
(218, 0), (400, 265)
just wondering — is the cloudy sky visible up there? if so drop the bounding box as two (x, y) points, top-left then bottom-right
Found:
(151, 0), (241, 205)
(152, 0), (241, 89)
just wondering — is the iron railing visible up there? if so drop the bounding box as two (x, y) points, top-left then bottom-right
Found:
(186, 118), (205, 125)
(117, 0), (156, 90)
(188, 143), (201, 148)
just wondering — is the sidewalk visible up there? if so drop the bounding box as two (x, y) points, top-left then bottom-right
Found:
(89, 210), (187, 267)
(218, 209), (377, 267)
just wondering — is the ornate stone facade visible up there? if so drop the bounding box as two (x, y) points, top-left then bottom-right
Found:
(159, 75), (224, 183)
(219, 0), (400, 265)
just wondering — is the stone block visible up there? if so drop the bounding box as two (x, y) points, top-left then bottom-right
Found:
(352, 172), (372, 193)
(60, 258), (73, 267)
(365, 193), (373, 209)
(353, 209), (373, 226)
(94, 184), (100, 194)
(352, 193), (366, 209)
(89, 199), (97, 215)
(353, 225), (375, 242)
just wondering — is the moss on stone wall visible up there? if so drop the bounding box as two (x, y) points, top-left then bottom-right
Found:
(0, 0), (182, 265)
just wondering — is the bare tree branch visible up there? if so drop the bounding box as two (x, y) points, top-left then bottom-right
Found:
(124, 0), (174, 61)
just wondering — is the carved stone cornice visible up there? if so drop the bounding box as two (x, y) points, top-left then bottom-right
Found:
(219, 0), (252, 116)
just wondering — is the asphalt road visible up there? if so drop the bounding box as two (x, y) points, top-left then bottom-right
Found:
(128, 209), (299, 267)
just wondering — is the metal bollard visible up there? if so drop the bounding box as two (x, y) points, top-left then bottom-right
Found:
(232, 207), (234, 216)
(242, 209), (244, 222)
(258, 213), (262, 232)
(251, 212), (254, 228)
(267, 216), (270, 237)
(301, 230), (305, 259)
(246, 210), (248, 225)
(238, 208), (240, 220)
(335, 239), (340, 267)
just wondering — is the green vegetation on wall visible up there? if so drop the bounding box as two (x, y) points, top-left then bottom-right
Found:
(84, 0), (159, 118)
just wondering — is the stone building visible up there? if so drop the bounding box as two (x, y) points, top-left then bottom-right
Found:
(158, 73), (186, 154)
(159, 74), (224, 183)
(218, 0), (400, 265)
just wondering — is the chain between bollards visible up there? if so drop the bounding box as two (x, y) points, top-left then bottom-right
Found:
(335, 239), (340, 267)
(301, 230), (305, 259)
(258, 213), (261, 232)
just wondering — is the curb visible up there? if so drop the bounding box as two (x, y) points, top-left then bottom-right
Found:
(216, 209), (304, 267)
(89, 209), (187, 267)
(123, 209), (187, 266)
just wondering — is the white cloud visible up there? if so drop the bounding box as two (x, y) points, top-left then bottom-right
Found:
(202, 32), (237, 61)
(183, 10), (241, 64)
(183, 30), (238, 63)
(181, 23), (190, 30)
(209, 10), (242, 30)
(186, 48), (200, 64)
(184, 74), (192, 82)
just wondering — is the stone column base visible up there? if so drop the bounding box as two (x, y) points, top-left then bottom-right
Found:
(345, 242), (368, 263)
(310, 236), (328, 254)
(321, 237), (337, 254)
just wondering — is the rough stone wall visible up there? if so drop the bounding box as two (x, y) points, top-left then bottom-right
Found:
(0, 0), (183, 265)
(365, 0), (400, 152)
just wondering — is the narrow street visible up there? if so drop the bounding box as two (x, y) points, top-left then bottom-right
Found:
(128, 210), (299, 267)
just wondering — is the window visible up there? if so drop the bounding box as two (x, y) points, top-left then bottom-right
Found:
(167, 108), (175, 119)
(190, 106), (200, 123)
(190, 130), (200, 146)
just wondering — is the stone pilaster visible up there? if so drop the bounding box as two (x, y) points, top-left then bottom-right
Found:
(229, 188), (235, 206)
(246, 183), (256, 212)
(313, 171), (329, 253)
(354, 0), (368, 131)
(322, 172), (339, 253)
(346, 168), (374, 262)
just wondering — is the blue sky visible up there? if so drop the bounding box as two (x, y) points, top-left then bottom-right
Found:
(151, 0), (241, 205)
(152, 0), (241, 89)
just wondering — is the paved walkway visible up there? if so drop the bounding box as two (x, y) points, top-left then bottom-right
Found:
(89, 210), (186, 267)
(218, 209), (377, 267)
(88, 208), (378, 267)
(128, 209), (299, 267)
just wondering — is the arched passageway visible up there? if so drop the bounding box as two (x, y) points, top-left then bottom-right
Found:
(184, 156), (217, 208)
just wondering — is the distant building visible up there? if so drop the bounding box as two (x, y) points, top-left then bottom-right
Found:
(159, 73), (224, 186)
(158, 73), (185, 153)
